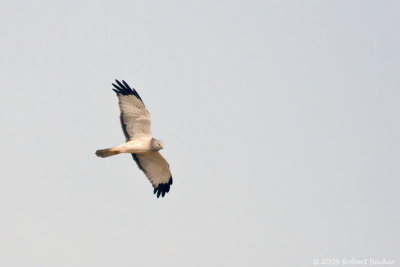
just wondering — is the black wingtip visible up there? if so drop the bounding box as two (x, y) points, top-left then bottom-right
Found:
(112, 79), (143, 102)
(153, 176), (173, 198)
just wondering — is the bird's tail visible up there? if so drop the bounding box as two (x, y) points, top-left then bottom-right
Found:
(95, 147), (121, 158)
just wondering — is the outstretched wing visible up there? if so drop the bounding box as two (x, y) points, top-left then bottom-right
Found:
(131, 152), (173, 198)
(112, 80), (151, 141)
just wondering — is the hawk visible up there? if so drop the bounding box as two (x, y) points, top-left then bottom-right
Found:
(96, 80), (173, 198)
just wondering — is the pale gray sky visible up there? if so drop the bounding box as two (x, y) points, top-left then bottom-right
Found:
(0, 1), (399, 266)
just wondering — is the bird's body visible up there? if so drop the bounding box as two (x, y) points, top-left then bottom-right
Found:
(95, 137), (152, 156)
(119, 137), (153, 154)
(95, 80), (173, 198)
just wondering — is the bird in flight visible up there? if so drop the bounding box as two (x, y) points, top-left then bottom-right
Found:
(96, 80), (173, 198)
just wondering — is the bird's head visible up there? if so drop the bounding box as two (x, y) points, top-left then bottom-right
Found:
(151, 138), (164, 151)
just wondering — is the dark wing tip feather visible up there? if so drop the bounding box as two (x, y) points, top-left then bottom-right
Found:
(112, 79), (143, 102)
(153, 176), (173, 198)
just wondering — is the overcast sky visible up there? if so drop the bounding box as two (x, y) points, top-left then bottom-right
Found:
(0, 1), (399, 266)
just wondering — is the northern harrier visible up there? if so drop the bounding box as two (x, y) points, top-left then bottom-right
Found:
(96, 80), (173, 198)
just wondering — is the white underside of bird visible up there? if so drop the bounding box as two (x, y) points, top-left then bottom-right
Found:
(96, 137), (155, 156)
